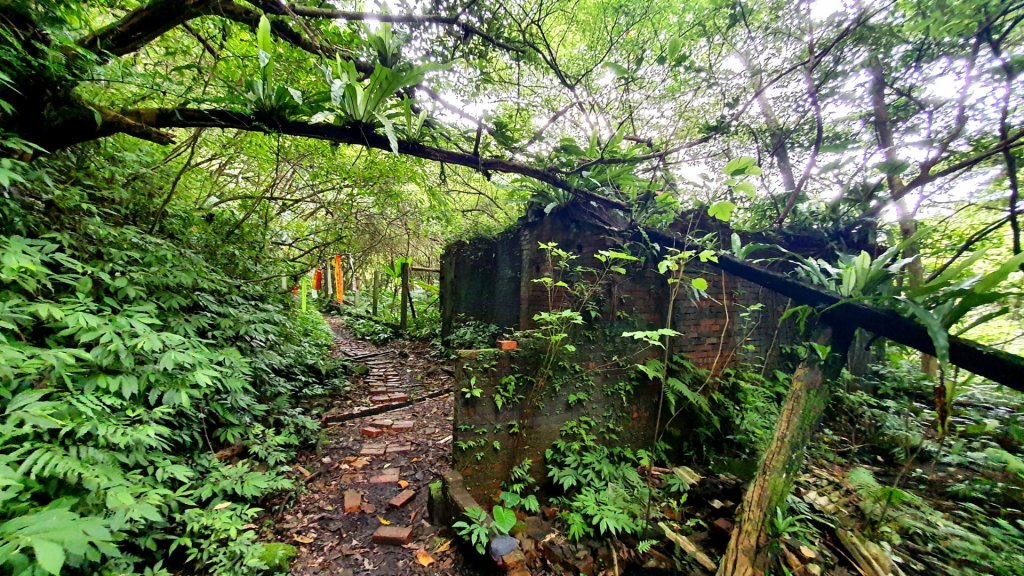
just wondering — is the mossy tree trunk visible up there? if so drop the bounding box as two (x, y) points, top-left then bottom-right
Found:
(717, 326), (853, 576)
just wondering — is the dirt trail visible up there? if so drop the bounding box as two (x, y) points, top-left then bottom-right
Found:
(270, 318), (473, 575)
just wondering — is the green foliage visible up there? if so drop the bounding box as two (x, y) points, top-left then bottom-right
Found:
(490, 506), (517, 535)
(0, 152), (340, 575)
(345, 315), (396, 343)
(545, 418), (656, 541)
(452, 507), (491, 555)
(443, 316), (500, 350)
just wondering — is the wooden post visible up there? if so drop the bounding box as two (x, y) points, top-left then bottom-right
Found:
(348, 254), (358, 304)
(399, 261), (409, 331)
(371, 272), (380, 317)
(717, 326), (852, 576)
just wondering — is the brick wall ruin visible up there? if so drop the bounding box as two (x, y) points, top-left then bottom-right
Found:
(440, 204), (814, 501)
(442, 204), (797, 374)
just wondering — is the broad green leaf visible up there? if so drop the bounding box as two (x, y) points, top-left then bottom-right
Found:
(32, 539), (65, 575)
(257, 15), (273, 54)
(899, 299), (949, 365)
(491, 505), (517, 534)
(708, 200), (735, 221)
(667, 38), (682, 61)
(724, 157), (760, 176)
(604, 62), (629, 77)
(691, 277), (708, 291)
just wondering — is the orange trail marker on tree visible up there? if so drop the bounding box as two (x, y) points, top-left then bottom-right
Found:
(334, 254), (344, 303)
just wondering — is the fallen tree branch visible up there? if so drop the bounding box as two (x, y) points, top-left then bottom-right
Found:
(320, 388), (452, 426)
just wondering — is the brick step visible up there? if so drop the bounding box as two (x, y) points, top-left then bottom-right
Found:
(372, 525), (413, 546)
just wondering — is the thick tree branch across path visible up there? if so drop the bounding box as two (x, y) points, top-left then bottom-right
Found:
(101, 107), (630, 211)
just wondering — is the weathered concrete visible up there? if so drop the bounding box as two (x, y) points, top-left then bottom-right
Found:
(453, 342), (660, 503)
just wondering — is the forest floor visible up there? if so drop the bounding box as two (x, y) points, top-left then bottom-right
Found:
(265, 317), (477, 575)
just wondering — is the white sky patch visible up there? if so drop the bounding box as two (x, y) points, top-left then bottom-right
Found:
(810, 0), (849, 21)
(722, 54), (746, 74)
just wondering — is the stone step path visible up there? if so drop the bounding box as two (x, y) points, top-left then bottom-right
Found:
(279, 316), (459, 574)
(338, 339), (410, 407)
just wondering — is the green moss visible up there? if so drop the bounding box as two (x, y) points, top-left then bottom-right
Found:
(258, 543), (297, 572)
(429, 480), (443, 499)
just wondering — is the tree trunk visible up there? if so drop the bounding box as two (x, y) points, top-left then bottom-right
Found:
(868, 56), (936, 377)
(717, 326), (852, 576)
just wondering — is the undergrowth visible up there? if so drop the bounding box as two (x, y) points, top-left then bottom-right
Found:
(0, 151), (345, 574)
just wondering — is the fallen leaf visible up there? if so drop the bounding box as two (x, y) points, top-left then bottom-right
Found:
(378, 516), (392, 525)
(293, 535), (315, 544)
(415, 550), (435, 566)
(434, 539), (452, 554)
(398, 480), (410, 488)
(213, 502), (231, 510)
(295, 465), (312, 478)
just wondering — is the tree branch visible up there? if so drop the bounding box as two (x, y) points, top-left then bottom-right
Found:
(104, 107), (628, 212)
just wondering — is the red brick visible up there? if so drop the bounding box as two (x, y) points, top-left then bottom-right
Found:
(388, 489), (416, 508)
(370, 395), (392, 405)
(371, 419), (394, 429)
(372, 525), (413, 546)
(360, 426), (384, 438)
(388, 393), (409, 403)
(391, 420), (414, 432)
(343, 490), (361, 513)
(360, 444), (386, 456)
(497, 340), (518, 351)
(386, 443), (413, 454)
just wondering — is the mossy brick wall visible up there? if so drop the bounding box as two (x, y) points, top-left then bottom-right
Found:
(444, 209), (808, 501)
(517, 213), (669, 331)
(452, 345), (660, 504)
(440, 229), (522, 339)
(443, 209), (794, 373)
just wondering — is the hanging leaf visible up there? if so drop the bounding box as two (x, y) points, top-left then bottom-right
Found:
(668, 37), (682, 61)
(375, 112), (399, 154)
(604, 62), (629, 77)
(898, 299), (949, 366)
(708, 200), (735, 221)
(257, 15), (273, 54)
